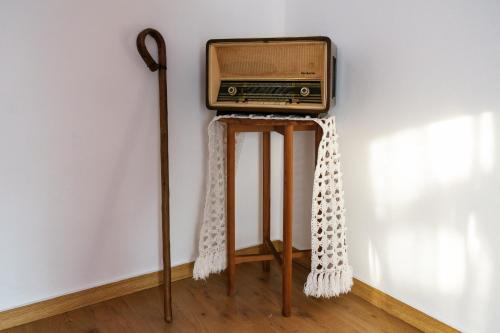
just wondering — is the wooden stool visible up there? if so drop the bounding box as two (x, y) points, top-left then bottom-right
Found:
(221, 118), (322, 317)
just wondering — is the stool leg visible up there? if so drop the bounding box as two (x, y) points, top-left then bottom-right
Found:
(227, 125), (236, 296)
(282, 125), (294, 317)
(262, 131), (271, 272)
(314, 125), (322, 165)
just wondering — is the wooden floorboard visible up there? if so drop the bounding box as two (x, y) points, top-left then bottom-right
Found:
(3, 262), (421, 333)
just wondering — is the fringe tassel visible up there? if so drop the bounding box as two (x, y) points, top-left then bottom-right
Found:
(193, 251), (226, 280)
(303, 267), (353, 298)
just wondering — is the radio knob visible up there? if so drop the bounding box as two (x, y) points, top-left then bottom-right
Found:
(227, 86), (238, 96)
(300, 86), (310, 97)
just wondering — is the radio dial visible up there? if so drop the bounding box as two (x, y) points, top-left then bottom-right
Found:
(227, 86), (238, 96)
(300, 86), (310, 97)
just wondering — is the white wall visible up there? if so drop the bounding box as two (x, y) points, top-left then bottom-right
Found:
(0, 0), (285, 311)
(2, 1), (499, 332)
(286, 1), (500, 332)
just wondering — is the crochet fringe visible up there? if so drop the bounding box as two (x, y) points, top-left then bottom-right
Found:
(304, 267), (353, 298)
(193, 251), (226, 280)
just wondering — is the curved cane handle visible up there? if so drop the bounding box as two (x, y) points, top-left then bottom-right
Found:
(136, 28), (167, 72)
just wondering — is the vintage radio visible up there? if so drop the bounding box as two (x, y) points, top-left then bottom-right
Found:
(206, 37), (336, 116)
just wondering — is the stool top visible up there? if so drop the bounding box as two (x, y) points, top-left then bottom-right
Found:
(218, 117), (320, 132)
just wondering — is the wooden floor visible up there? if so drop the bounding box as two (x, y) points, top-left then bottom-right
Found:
(4, 263), (421, 333)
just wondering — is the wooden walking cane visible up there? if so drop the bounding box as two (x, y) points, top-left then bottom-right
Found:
(136, 28), (172, 323)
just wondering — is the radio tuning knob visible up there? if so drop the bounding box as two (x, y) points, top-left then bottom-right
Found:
(227, 86), (237, 96)
(300, 86), (310, 97)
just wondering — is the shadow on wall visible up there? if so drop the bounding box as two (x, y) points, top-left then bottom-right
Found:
(367, 111), (496, 331)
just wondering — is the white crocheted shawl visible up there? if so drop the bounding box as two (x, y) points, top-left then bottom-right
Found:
(193, 114), (353, 298)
